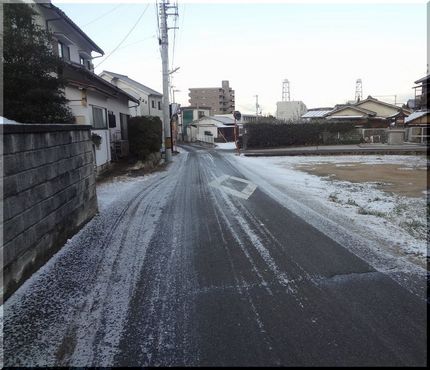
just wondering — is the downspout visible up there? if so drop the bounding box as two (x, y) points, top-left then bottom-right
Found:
(129, 99), (141, 116)
(128, 100), (140, 110)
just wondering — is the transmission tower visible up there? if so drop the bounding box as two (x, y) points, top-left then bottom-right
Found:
(282, 79), (290, 102)
(355, 78), (363, 102)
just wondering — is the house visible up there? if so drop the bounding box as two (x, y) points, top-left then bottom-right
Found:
(187, 115), (240, 143)
(354, 96), (409, 120)
(411, 74), (429, 111)
(180, 106), (212, 141)
(404, 111), (429, 143)
(325, 104), (379, 122)
(34, 0), (139, 173)
(302, 96), (410, 128)
(99, 70), (163, 122)
(403, 74), (429, 143)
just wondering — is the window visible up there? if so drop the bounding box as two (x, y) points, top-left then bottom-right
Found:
(108, 111), (116, 128)
(87, 60), (92, 70)
(151, 100), (155, 109)
(158, 101), (161, 110)
(120, 113), (130, 140)
(57, 42), (63, 58)
(57, 41), (70, 61)
(91, 105), (107, 129)
(80, 57), (85, 65)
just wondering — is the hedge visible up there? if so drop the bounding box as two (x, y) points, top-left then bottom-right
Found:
(128, 115), (162, 160)
(245, 120), (361, 148)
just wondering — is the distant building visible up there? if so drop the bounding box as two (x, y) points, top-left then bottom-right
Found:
(302, 96), (410, 127)
(179, 106), (212, 140)
(412, 74), (429, 111)
(404, 74), (429, 143)
(188, 80), (235, 115)
(187, 115), (238, 143)
(276, 101), (307, 122)
(213, 113), (257, 124)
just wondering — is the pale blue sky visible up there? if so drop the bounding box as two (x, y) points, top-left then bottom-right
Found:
(54, 1), (427, 114)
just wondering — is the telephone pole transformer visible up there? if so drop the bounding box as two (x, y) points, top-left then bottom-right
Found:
(355, 78), (363, 102)
(159, 0), (178, 163)
(282, 79), (290, 102)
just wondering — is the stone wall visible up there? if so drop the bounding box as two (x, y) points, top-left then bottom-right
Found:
(2, 124), (98, 300)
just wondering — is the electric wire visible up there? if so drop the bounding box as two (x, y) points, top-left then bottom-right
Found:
(116, 35), (157, 51)
(169, 1), (179, 102)
(83, 4), (123, 27)
(94, 3), (150, 69)
(155, 0), (161, 43)
(170, 1), (178, 71)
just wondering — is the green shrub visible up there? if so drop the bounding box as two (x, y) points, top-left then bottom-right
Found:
(128, 116), (162, 160)
(245, 120), (359, 148)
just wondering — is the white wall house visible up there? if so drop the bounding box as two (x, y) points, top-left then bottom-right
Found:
(276, 101), (308, 122)
(34, 1), (138, 173)
(187, 115), (240, 143)
(99, 71), (164, 123)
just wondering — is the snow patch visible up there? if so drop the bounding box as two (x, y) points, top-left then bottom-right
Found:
(215, 142), (236, 150)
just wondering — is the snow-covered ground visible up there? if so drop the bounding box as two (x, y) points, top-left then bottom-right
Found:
(97, 175), (155, 211)
(229, 154), (428, 269)
(215, 142), (236, 150)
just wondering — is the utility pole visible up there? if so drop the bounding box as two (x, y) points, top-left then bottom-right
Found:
(159, 0), (178, 163)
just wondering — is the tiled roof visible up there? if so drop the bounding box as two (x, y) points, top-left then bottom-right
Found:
(66, 64), (139, 103)
(405, 110), (428, 123)
(39, 2), (104, 55)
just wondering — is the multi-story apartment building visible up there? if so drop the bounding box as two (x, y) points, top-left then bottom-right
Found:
(188, 80), (235, 115)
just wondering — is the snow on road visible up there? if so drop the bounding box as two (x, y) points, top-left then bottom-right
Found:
(215, 142), (236, 150)
(3, 153), (188, 367)
(2, 147), (427, 367)
(228, 154), (427, 293)
(97, 174), (155, 211)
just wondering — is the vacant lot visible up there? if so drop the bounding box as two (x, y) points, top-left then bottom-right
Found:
(233, 154), (428, 266)
(295, 162), (428, 198)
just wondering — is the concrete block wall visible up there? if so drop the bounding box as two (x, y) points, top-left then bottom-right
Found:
(2, 124), (98, 300)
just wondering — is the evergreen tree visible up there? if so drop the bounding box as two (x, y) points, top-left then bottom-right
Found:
(3, 2), (73, 123)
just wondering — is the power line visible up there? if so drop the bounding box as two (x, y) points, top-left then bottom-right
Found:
(177, 3), (186, 52)
(94, 3), (150, 69)
(83, 4), (123, 27)
(155, 0), (161, 41)
(170, 1), (178, 71)
(116, 35), (156, 51)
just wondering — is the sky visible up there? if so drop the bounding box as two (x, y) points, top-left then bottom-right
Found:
(54, 0), (427, 115)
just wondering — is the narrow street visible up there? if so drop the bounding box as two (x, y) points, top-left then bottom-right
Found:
(3, 145), (427, 367)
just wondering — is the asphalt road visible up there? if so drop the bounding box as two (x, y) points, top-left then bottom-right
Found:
(3, 144), (427, 367)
